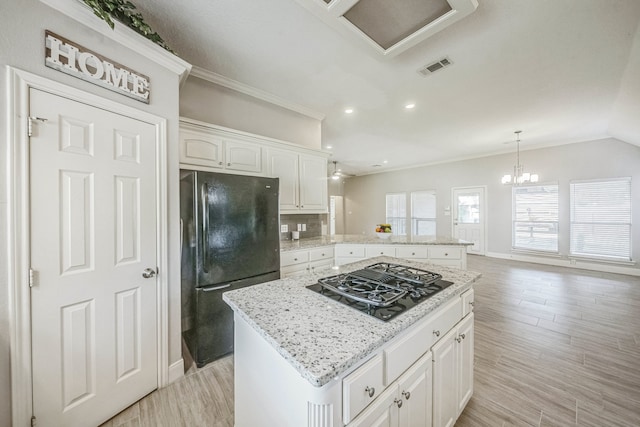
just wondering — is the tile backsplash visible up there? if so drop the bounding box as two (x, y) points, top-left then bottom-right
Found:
(280, 214), (327, 240)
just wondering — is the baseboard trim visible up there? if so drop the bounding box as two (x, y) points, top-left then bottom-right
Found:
(485, 251), (640, 277)
(168, 359), (185, 384)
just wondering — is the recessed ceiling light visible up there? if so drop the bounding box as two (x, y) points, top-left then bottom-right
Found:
(345, 108), (354, 114)
(405, 103), (415, 109)
(383, 160), (388, 164)
(326, 145), (332, 149)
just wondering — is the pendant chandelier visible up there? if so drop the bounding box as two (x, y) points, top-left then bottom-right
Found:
(501, 130), (539, 185)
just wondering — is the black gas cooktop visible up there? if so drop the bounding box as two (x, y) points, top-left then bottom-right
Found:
(307, 262), (453, 321)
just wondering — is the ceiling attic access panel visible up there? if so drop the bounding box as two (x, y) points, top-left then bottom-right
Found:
(298, 0), (478, 57)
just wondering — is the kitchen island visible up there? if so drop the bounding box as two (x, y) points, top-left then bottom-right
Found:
(280, 234), (474, 276)
(223, 256), (481, 427)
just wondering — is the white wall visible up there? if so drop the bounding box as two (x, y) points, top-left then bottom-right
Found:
(344, 138), (640, 273)
(609, 19), (640, 146)
(180, 76), (322, 149)
(0, 2), (183, 425)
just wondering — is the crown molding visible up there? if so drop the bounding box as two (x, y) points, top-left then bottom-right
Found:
(39, 0), (192, 85)
(189, 66), (325, 121)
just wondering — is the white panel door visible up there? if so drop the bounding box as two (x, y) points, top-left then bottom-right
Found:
(30, 88), (158, 427)
(452, 187), (486, 255)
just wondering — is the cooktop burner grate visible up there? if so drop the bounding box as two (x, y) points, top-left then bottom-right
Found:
(309, 262), (452, 321)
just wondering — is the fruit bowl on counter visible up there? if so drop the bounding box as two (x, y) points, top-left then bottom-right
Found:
(375, 232), (393, 240)
(375, 223), (392, 239)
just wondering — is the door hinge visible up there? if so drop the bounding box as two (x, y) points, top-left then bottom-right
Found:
(27, 116), (48, 137)
(31, 415), (37, 426)
(29, 268), (38, 288)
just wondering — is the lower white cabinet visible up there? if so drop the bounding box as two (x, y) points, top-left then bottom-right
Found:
(432, 313), (474, 427)
(334, 244), (467, 269)
(281, 247), (335, 278)
(347, 352), (433, 427)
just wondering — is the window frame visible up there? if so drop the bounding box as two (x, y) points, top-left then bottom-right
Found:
(569, 177), (632, 262)
(511, 183), (560, 254)
(410, 190), (437, 236)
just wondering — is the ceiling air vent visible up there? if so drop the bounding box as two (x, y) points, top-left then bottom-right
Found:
(418, 57), (452, 76)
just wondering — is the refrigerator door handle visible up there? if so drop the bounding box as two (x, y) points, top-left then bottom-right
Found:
(201, 182), (209, 273)
(201, 284), (232, 292)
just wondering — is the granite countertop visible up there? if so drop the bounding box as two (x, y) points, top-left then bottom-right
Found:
(280, 234), (473, 252)
(222, 256), (481, 387)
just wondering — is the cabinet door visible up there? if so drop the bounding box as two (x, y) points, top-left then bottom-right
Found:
(431, 328), (458, 427)
(347, 385), (399, 427)
(225, 139), (262, 173)
(398, 353), (432, 427)
(180, 129), (224, 168)
(456, 314), (474, 415)
(299, 155), (328, 211)
(343, 354), (385, 424)
(268, 148), (299, 210)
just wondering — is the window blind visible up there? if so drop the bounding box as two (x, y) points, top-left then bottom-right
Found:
(570, 178), (632, 260)
(411, 191), (436, 236)
(512, 184), (559, 252)
(386, 193), (407, 235)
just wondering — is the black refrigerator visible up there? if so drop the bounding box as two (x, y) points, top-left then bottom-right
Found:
(180, 170), (280, 367)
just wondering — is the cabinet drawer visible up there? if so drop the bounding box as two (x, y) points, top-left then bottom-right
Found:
(280, 263), (309, 278)
(461, 288), (475, 317)
(335, 245), (365, 258)
(429, 297), (463, 347)
(308, 246), (334, 262)
(280, 250), (309, 266)
(309, 259), (332, 274)
(429, 246), (462, 260)
(365, 246), (396, 258)
(343, 354), (384, 424)
(396, 246), (428, 259)
(384, 316), (432, 386)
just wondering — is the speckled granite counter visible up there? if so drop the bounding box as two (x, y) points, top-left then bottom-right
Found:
(280, 234), (472, 252)
(223, 256), (481, 387)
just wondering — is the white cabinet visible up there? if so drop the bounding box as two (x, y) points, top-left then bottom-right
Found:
(348, 353), (433, 427)
(335, 243), (467, 269)
(268, 148), (328, 213)
(335, 244), (367, 266)
(179, 126), (263, 173)
(281, 247), (334, 278)
(343, 354), (385, 424)
(432, 313), (474, 427)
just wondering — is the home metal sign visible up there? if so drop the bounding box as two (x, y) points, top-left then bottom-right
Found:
(45, 31), (150, 103)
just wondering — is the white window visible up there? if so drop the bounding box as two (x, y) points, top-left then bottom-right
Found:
(512, 184), (559, 252)
(411, 191), (436, 236)
(386, 193), (407, 235)
(570, 178), (632, 261)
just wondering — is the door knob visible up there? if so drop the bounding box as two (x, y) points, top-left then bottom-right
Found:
(142, 268), (157, 278)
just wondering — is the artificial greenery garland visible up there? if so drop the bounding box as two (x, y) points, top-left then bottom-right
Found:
(82, 0), (174, 53)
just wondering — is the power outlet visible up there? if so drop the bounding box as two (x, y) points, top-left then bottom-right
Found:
(297, 224), (303, 231)
(302, 224), (307, 231)
(281, 224), (288, 233)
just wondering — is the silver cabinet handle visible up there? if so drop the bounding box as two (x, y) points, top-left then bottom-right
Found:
(469, 301), (475, 307)
(444, 253), (449, 256)
(456, 337), (462, 343)
(433, 330), (440, 337)
(218, 161), (223, 165)
(402, 391), (411, 400)
(365, 386), (375, 398)
(394, 398), (403, 408)
(227, 162), (231, 166)
(460, 333), (466, 339)
(142, 268), (156, 279)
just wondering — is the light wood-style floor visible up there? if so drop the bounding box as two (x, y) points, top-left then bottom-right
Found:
(102, 256), (640, 427)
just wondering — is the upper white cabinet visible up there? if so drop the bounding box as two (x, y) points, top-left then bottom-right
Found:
(179, 124), (263, 174)
(268, 148), (328, 213)
(180, 118), (329, 213)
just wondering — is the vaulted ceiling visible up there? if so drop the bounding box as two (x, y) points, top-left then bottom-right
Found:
(133, 0), (640, 175)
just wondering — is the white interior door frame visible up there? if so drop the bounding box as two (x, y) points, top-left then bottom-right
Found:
(6, 66), (169, 427)
(451, 185), (488, 255)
